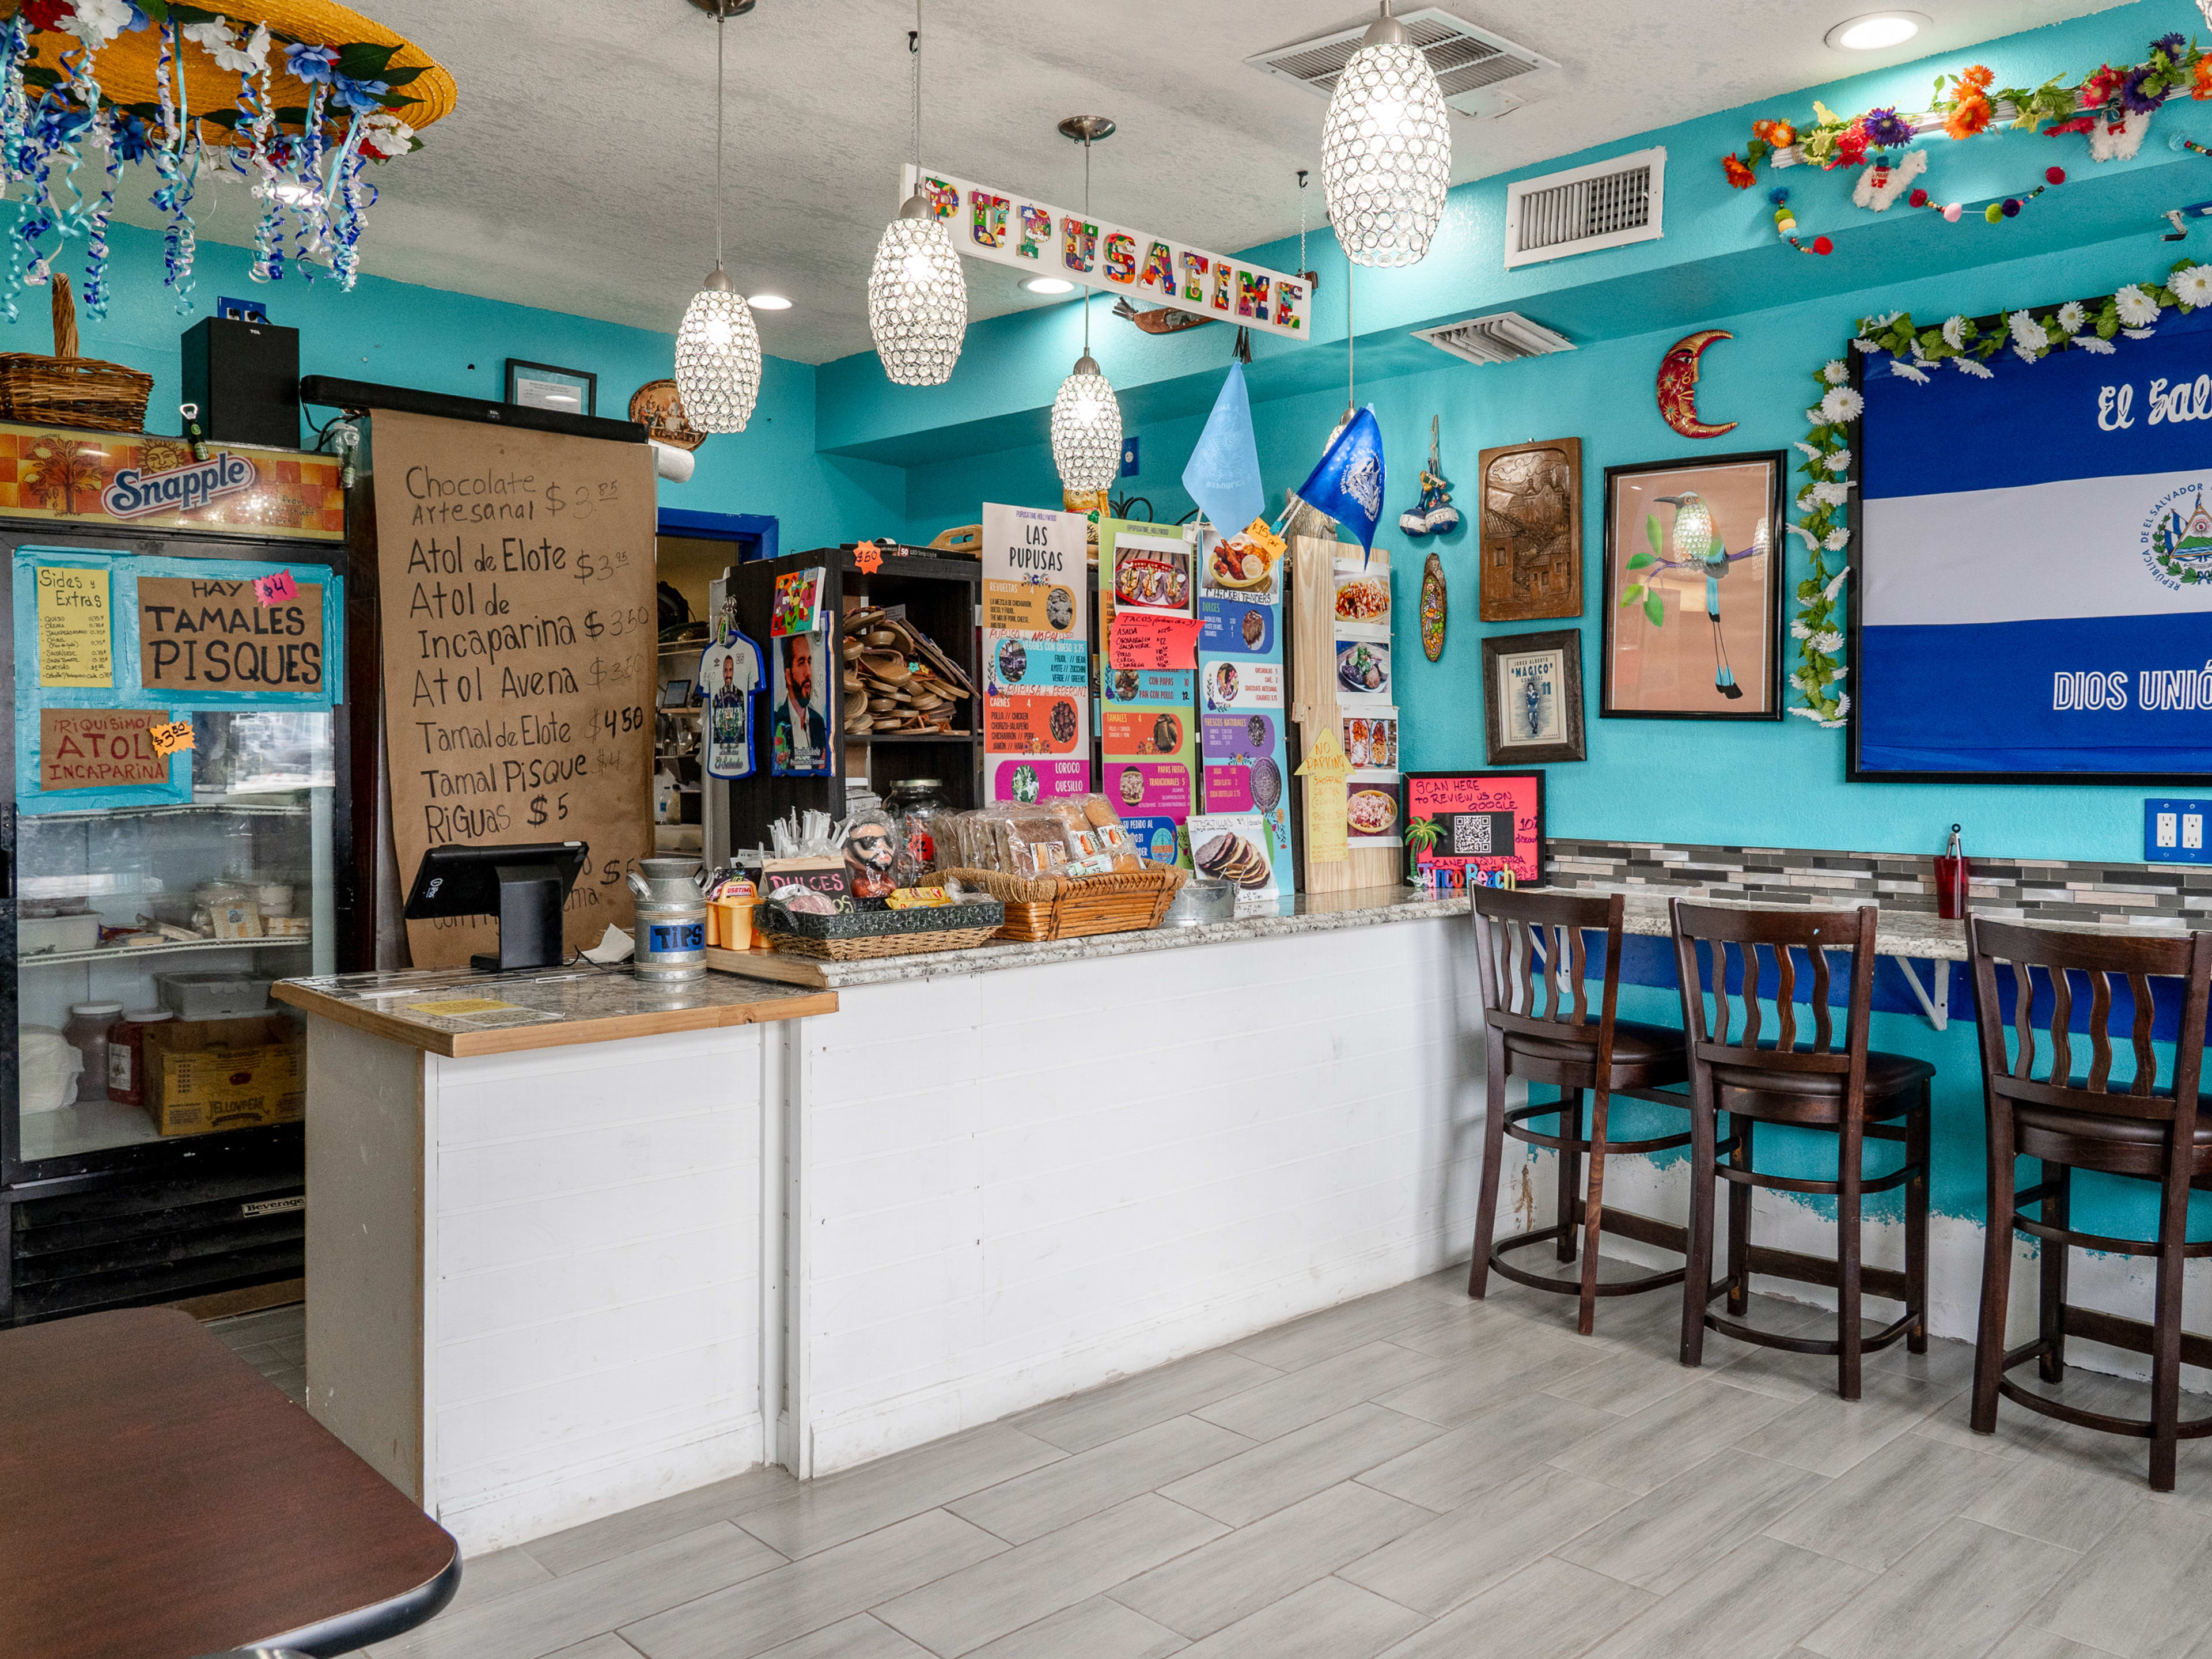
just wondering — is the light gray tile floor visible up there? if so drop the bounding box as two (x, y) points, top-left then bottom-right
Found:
(361, 1259), (2212, 1659)
(206, 1300), (307, 1405)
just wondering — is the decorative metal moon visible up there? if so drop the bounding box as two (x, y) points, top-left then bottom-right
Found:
(1656, 329), (1737, 440)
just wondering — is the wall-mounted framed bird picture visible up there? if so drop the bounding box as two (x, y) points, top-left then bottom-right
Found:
(1600, 452), (1786, 721)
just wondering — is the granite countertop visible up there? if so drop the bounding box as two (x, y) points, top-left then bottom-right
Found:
(274, 965), (836, 1057)
(725, 886), (1473, 991)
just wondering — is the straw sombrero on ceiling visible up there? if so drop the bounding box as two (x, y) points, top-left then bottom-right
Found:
(5, 0), (455, 142)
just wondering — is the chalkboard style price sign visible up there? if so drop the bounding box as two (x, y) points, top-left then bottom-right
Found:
(370, 409), (657, 969)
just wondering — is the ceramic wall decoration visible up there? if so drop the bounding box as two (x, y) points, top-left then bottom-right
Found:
(1656, 330), (1738, 438)
(1419, 550), (1446, 661)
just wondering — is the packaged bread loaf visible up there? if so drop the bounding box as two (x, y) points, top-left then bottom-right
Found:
(1078, 794), (1145, 872)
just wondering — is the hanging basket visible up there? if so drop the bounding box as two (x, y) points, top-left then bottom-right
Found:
(0, 277), (153, 434)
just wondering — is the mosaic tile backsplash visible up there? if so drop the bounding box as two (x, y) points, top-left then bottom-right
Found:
(1543, 839), (2212, 927)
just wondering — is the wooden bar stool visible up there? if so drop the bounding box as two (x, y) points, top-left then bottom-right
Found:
(1468, 888), (1698, 1335)
(1672, 900), (1932, 1400)
(1965, 918), (2212, 1492)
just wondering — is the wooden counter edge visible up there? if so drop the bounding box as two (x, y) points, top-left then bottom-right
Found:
(272, 980), (838, 1058)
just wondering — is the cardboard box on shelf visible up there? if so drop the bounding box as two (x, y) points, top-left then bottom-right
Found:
(141, 1011), (303, 1137)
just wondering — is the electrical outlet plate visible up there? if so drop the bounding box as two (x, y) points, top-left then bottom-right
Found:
(2145, 797), (2212, 863)
(1120, 435), (1139, 479)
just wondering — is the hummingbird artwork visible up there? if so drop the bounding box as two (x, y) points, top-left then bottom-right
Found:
(1621, 491), (1765, 700)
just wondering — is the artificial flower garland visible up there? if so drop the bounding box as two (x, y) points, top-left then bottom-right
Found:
(0, 0), (437, 319)
(1786, 361), (1854, 729)
(1723, 33), (2207, 198)
(1786, 260), (2211, 724)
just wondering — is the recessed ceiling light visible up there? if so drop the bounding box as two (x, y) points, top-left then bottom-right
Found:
(747, 293), (793, 310)
(1824, 10), (1929, 50)
(1024, 276), (1077, 296)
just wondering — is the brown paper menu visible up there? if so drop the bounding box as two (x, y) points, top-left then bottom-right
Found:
(369, 410), (657, 968)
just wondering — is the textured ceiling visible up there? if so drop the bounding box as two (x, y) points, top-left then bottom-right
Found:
(143, 0), (2131, 365)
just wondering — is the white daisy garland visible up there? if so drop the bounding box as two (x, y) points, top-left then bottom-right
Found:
(1790, 360), (1853, 730)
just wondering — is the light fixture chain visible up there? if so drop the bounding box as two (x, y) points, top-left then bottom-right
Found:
(714, 1), (725, 268)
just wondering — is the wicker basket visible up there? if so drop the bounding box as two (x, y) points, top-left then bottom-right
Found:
(756, 897), (1006, 962)
(944, 862), (1190, 942)
(0, 275), (153, 433)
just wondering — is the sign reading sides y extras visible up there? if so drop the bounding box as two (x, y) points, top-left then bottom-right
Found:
(904, 164), (1313, 342)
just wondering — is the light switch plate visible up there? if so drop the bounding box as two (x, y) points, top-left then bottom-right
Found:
(2145, 798), (2212, 863)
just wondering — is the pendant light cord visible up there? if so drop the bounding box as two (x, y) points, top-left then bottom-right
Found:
(910, 1), (922, 177)
(1082, 135), (1093, 355)
(714, 2), (725, 268)
(1347, 260), (1356, 418)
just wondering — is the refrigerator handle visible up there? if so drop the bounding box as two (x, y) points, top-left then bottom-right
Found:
(1, 801), (12, 899)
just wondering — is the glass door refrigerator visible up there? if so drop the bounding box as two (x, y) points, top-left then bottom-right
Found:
(3, 426), (351, 1324)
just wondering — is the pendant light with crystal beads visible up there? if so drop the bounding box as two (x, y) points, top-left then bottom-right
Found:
(1050, 117), (1122, 494)
(673, 0), (763, 433)
(1320, 1), (1451, 268)
(868, 1), (967, 385)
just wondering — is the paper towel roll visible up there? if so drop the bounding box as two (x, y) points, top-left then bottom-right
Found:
(652, 440), (695, 483)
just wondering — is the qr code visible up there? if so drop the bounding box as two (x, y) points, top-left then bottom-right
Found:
(1453, 815), (1492, 855)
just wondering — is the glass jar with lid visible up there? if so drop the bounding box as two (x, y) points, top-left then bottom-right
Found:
(884, 778), (948, 884)
(62, 1001), (124, 1104)
(107, 1009), (175, 1108)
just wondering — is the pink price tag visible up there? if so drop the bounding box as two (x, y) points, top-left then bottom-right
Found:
(253, 570), (299, 605)
(1108, 613), (1202, 672)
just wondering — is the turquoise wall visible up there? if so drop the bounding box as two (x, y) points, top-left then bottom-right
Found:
(18, 218), (908, 555)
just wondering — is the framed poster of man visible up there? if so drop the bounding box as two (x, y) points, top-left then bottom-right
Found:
(1481, 627), (1585, 764)
(1601, 452), (1785, 720)
(770, 628), (830, 776)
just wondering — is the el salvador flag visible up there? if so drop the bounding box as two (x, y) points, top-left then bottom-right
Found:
(1296, 406), (1385, 554)
(1182, 363), (1264, 534)
(1858, 307), (2212, 774)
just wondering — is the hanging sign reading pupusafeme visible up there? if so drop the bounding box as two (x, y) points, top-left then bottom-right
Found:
(899, 164), (1313, 342)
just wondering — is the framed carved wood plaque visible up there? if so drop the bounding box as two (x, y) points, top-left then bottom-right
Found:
(1478, 437), (1582, 623)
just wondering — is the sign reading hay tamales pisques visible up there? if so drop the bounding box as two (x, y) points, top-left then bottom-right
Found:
(138, 575), (325, 694)
(369, 410), (657, 969)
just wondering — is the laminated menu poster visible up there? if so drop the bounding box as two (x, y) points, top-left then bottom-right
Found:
(982, 501), (1090, 803)
(1187, 812), (1278, 915)
(1402, 771), (1545, 886)
(1100, 519), (1196, 863)
(1196, 527), (1292, 898)
(369, 408), (656, 968)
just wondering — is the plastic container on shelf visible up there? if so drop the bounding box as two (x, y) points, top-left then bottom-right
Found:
(885, 778), (948, 883)
(62, 1001), (124, 1103)
(106, 1009), (175, 1107)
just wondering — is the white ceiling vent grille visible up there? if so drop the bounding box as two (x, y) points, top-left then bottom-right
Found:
(1247, 8), (1558, 120)
(1412, 311), (1575, 366)
(1503, 147), (1665, 269)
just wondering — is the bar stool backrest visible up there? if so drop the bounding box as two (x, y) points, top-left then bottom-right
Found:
(1965, 916), (2212, 1128)
(1669, 900), (1877, 1087)
(1471, 888), (1629, 1063)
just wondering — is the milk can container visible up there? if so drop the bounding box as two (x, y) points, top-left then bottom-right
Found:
(627, 858), (707, 982)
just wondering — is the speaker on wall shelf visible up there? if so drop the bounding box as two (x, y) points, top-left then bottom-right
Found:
(181, 316), (301, 450)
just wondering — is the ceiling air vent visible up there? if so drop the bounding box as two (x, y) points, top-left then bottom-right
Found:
(1503, 147), (1665, 269)
(1247, 7), (1558, 120)
(1412, 312), (1575, 366)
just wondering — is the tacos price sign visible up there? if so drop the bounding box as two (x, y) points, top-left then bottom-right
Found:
(901, 164), (1313, 342)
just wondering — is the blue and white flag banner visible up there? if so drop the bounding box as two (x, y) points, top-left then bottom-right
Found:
(1857, 306), (2212, 776)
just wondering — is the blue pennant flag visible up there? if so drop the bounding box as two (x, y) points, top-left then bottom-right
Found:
(1181, 363), (1264, 533)
(1296, 407), (1385, 554)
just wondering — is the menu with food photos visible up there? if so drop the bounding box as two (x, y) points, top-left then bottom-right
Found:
(981, 502), (1090, 804)
(1196, 524), (1293, 900)
(1099, 519), (1195, 864)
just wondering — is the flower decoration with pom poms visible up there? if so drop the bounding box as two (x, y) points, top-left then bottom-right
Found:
(0, 0), (453, 320)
